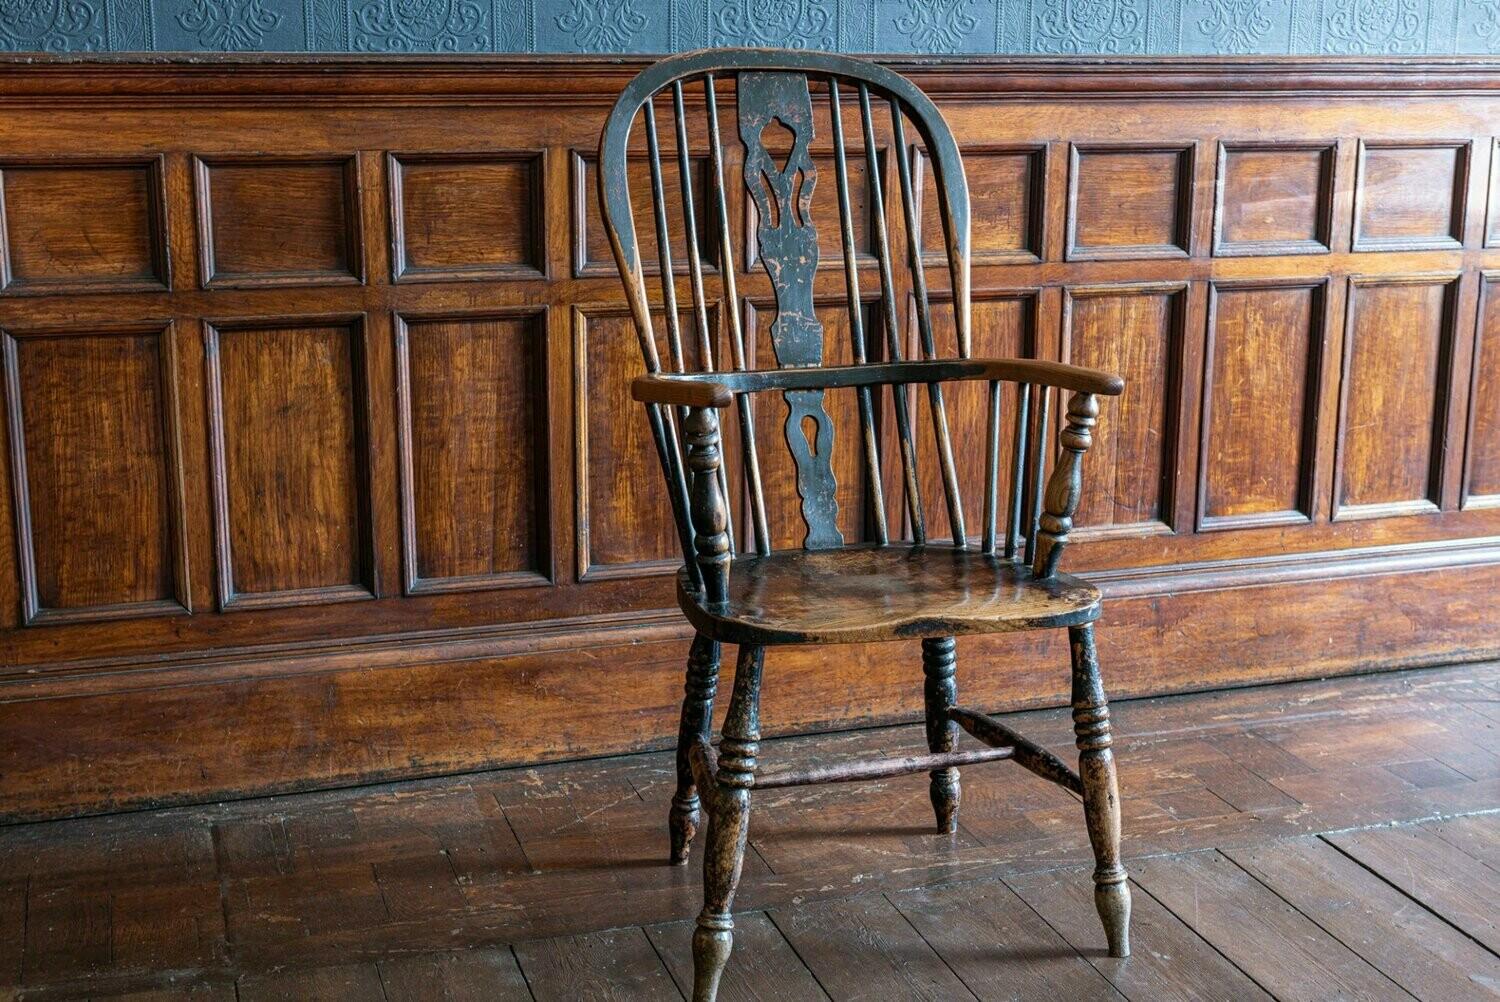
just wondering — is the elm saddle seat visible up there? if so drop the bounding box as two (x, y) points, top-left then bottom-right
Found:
(599, 48), (1131, 1002)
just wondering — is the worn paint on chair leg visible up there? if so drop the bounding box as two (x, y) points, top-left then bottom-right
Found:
(671, 633), (722, 865)
(1070, 623), (1131, 958)
(692, 644), (763, 1002)
(922, 636), (960, 834)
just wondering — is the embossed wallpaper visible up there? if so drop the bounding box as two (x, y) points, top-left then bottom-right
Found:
(2, 0), (1497, 55)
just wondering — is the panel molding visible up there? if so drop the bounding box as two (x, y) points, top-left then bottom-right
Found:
(388, 150), (548, 283)
(1, 321), (190, 625)
(1351, 140), (1471, 252)
(0, 155), (170, 297)
(1462, 271), (1500, 510)
(916, 143), (1045, 265)
(1065, 143), (1195, 261)
(204, 314), (377, 611)
(1212, 141), (1336, 257)
(393, 307), (554, 595)
(1061, 280), (1190, 539)
(192, 153), (364, 289)
(1331, 273), (1462, 522)
(1197, 278), (1329, 532)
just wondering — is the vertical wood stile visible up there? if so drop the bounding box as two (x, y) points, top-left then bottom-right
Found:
(704, 72), (770, 556)
(858, 82), (925, 543)
(829, 78), (888, 545)
(891, 100), (965, 547)
(1005, 381), (1031, 560)
(672, 79), (734, 555)
(982, 379), (1001, 554)
(1025, 384), (1052, 566)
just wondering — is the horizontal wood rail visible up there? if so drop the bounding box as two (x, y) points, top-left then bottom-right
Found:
(632, 358), (1126, 409)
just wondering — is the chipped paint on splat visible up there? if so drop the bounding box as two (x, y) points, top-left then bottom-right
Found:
(739, 70), (843, 549)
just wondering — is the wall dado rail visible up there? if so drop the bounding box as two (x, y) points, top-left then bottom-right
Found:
(1, 56), (1498, 820)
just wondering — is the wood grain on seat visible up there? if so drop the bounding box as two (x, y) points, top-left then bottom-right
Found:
(676, 544), (1099, 645)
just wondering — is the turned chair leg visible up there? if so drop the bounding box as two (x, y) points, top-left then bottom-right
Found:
(922, 636), (960, 834)
(1070, 623), (1131, 958)
(671, 633), (722, 865)
(693, 644), (763, 1002)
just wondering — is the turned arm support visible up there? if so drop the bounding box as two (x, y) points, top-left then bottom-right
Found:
(1032, 391), (1100, 579)
(632, 356), (1124, 407)
(683, 405), (731, 606)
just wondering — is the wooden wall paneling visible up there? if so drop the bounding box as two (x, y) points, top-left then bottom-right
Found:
(916, 145), (1045, 265)
(1463, 273), (1500, 508)
(908, 289), (1040, 543)
(1060, 282), (1189, 539)
(573, 303), (728, 580)
(1, 323), (189, 625)
(0, 156), (170, 296)
(204, 316), (377, 610)
(1197, 280), (1328, 531)
(388, 151), (547, 283)
(394, 308), (552, 594)
(571, 149), (720, 278)
(1332, 274), (1461, 521)
(1351, 140), (1470, 252)
(1212, 142), (1336, 257)
(1065, 143), (1194, 261)
(193, 154), (363, 289)
(1487, 138), (1499, 249)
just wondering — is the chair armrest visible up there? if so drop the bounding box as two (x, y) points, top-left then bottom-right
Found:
(634, 357), (1122, 404)
(632, 373), (734, 409)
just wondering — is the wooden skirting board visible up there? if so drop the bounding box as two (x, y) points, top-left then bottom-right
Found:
(0, 55), (1498, 820)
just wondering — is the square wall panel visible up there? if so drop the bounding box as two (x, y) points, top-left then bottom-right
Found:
(1214, 143), (1334, 256)
(917, 146), (1043, 264)
(1067, 144), (1193, 261)
(0, 159), (167, 295)
(1353, 141), (1468, 251)
(390, 152), (546, 282)
(194, 156), (362, 288)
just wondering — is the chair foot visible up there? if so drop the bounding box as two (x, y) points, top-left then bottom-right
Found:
(1095, 867), (1132, 958)
(670, 634), (721, 866)
(929, 771), (960, 835)
(692, 913), (734, 1001)
(1070, 623), (1131, 959)
(669, 793), (699, 865)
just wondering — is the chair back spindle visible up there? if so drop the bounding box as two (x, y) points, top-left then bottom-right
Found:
(599, 50), (1107, 584)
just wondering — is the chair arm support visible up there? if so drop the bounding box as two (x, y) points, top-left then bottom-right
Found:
(682, 406), (731, 606)
(634, 357), (1122, 404)
(1033, 391), (1099, 578)
(633, 375), (734, 409)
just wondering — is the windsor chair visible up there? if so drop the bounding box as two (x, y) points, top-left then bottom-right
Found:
(598, 49), (1129, 1000)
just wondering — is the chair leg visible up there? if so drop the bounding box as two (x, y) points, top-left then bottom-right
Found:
(692, 644), (763, 1002)
(671, 633), (722, 865)
(922, 636), (960, 834)
(1070, 623), (1131, 958)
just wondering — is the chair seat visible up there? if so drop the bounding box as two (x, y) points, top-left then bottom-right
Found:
(676, 544), (1100, 646)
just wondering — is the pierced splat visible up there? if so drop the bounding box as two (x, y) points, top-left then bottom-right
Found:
(739, 71), (841, 549)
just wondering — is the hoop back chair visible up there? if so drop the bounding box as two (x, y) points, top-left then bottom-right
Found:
(598, 48), (1129, 1000)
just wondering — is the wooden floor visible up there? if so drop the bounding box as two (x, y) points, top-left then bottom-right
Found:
(2, 662), (1498, 1001)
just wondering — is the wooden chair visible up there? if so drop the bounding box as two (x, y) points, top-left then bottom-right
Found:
(598, 49), (1130, 1001)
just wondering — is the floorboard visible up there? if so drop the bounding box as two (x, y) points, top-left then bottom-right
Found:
(0, 662), (1497, 1000)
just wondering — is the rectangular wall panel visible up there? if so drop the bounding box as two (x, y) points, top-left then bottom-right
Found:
(1067, 145), (1193, 260)
(1465, 276), (1500, 507)
(918, 147), (1044, 264)
(912, 291), (1038, 544)
(1333, 277), (1458, 519)
(0, 159), (167, 295)
(1353, 142), (1468, 251)
(206, 319), (373, 609)
(2, 328), (184, 624)
(390, 153), (545, 282)
(1213, 143), (1334, 256)
(1063, 284), (1185, 536)
(1199, 282), (1324, 530)
(194, 156), (361, 288)
(396, 312), (549, 593)
(573, 151), (717, 277)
